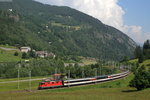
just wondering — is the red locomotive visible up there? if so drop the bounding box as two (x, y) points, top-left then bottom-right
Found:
(38, 80), (63, 89)
(38, 74), (64, 89)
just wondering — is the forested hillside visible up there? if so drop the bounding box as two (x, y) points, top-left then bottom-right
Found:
(0, 0), (136, 61)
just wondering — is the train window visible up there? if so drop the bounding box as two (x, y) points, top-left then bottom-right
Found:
(41, 83), (45, 85)
(52, 82), (54, 84)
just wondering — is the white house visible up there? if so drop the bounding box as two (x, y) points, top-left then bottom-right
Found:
(20, 47), (31, 53)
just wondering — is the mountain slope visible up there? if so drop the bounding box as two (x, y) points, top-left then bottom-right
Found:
(0, 0), (136, 61)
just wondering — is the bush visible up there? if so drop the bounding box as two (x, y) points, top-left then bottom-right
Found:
(14, 51), (19, 56)
(129, 65), (150, 90)
(22, 52), (29, 59)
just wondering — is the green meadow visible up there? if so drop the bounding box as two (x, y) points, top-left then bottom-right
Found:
(0, 46), (21, 62)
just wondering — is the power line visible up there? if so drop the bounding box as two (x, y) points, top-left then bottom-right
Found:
(68, 70), (70, 87)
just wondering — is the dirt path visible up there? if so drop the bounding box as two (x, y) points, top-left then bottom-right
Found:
(0, 78), (43, 84)
(0, 47), (19, 51)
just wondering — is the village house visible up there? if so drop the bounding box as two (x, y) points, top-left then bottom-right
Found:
(20, 47), (31, 53)
(47, 52), (56, 58)
(36, 51), (48, 58)
(36, 51), (55, 58)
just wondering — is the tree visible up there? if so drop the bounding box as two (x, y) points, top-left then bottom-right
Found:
(14, 51), (19, 56)
(131, 62), (139, 74)
(138, 52), (144, 63)
(134, 46), (143, 63)
(121, 56), (129, 64)
(29, 50), (36, 58)
(129, 65), (150, 90)
(134, 46), (142, 58)
(143, 40), (150, 59)
(22, 52), (28, 59)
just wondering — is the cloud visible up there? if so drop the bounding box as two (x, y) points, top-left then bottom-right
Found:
(34, 0), (150, 44)
(124, 25), (150, 43)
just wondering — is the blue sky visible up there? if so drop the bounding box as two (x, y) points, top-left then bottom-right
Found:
(119, 0), (150, 33)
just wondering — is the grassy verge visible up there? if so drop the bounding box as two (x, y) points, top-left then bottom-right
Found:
(0, 45), (17, 49)
(0, 80), (40, 92)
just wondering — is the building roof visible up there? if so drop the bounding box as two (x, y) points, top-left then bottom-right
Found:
(21, 47), (31, 49)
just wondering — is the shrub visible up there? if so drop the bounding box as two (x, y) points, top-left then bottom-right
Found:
(129, 65), (150, 90)
(14, 51), (19, 56)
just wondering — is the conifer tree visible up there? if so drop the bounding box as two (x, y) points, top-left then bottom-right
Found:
(143, 40), (150, 59)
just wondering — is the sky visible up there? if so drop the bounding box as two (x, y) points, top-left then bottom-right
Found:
(34, 0), (150, 44)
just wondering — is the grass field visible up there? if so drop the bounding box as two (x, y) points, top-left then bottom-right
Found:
(0, 80), (40, 92)
(0, 50), (21, 62)
(141, 59), (150, 66)
(0, 87), (150, 100)
(81, 57), (97, 65)
(0, 74), (149, 100)
(129, 59), (150, 66)
(129, 59), (150, 70)
(0, 46), (21, 62)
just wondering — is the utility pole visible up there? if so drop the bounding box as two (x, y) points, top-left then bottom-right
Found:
(101, 64), (103, 75)
(29, 70), (31, 91)
(55, 68), (57, 74)
(128, 65), (130, 71)
(82, 68), (84, 78)
(18, 68), (20, 89)
(129, 64), (131, 71)
(68, 70), (70, 80)
(68, 70), (70, 87)
(100, 66), (102, 76)
(18, 64), (21, 89)
(95, 68), (97, 77)
(95, 68), (97, 84)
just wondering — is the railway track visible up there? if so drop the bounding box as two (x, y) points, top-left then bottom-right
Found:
(0, 71), (129, 93)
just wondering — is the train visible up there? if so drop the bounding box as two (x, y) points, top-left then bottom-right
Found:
(38, 71), (129, 90)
